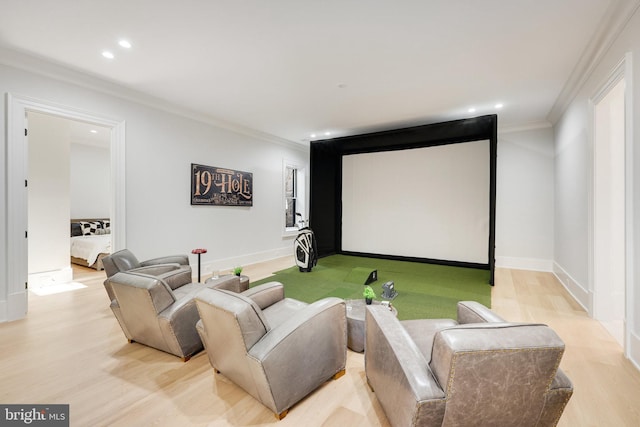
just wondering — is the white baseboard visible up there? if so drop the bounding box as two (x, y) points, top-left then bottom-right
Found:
(629, 330), (640, 372)
(495, 256), (553, 272)
(196, 247), (293, 278)
(552, 262), (589, 311)
(0, 291), (29, 322)
(28, 267), (73, 288)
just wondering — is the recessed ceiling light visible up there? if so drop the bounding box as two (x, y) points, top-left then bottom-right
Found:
(310, 133), (317, 138)
(102, 50), (114, 59)
(118, 40), (132, 49)
(495, 103), (504, 109)
(468, 107), (476, 113)
(325, 132), (331, 136)
(90, 130), (98, 134)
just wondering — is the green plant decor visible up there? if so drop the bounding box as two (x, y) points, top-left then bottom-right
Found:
(233, 266), (243, 276)
(363, 285), (376, 300)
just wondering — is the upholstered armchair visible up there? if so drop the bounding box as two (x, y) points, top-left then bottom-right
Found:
(104, 270), (246, 360)
(102, 248), (193, 289)
(365, 301), (573, 427)
(195, 282), (347, 419)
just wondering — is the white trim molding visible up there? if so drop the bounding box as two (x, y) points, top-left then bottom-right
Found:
(2, 93), (126, 322)
(548, 0), (640, 124)
(553, 262), (590, 312)
(495, 256), (553, 272)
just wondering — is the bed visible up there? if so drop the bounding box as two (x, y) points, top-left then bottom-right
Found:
(70, 218), (112, 270)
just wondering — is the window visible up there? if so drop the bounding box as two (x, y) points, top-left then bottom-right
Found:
(285, 165), (297, 228)
(283, 160), (306, 234)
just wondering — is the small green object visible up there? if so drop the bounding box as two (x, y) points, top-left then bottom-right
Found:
(363, 285), (376, 299)
(234, 266), (243, 276)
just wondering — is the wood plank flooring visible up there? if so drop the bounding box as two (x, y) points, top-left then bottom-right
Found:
(1, 258), (639, 426)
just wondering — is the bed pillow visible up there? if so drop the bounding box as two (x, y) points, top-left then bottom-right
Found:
(79, 221), (102, 236)
(71, 222), (83, 237)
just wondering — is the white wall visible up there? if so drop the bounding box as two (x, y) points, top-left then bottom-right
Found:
(70, 143), (110, 219)
(0, 59), (308, 321)
(495, 127), (555, 271)
(553, 7), (640, 367)
(27, 112), (71, 275)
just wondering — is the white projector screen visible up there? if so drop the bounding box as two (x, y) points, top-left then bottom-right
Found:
(341, 140), (490, 264)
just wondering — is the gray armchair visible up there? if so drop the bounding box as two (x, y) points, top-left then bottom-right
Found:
(365, 301), (573, 427)
(195, 282), (347, 420)
(104, 270), (246, 360)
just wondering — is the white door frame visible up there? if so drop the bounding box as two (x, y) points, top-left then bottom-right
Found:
(4, 93), (126, 322)
(588, 52), (634, 356)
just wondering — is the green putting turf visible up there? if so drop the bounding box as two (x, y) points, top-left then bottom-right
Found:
(252, 254), (491, 320)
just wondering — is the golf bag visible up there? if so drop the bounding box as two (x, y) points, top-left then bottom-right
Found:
(294, 226), (318, 272)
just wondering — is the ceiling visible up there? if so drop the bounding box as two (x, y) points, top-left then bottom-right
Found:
(0, 0), (628, 144)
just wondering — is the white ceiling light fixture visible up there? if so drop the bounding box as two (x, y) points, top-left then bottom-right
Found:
(325, 131), (331, 136)
(90, 129), (98, 134)
(495, 103), (504, 109)
(118, 39), (132, 49)
(468, 107), (476, 113)
(102, 50), (114, 59)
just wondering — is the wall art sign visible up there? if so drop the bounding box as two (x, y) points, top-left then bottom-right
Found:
(191, 163), (253, 206)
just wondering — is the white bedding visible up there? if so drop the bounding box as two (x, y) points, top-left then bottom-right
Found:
(70, 234), (111, 266)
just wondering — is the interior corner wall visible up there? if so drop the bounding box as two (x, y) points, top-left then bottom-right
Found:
(0, 61), (309, 321)
(495, 127), (555, 271)
(553, 7), (640, 367)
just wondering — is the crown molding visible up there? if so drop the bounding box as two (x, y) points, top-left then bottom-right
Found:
(0, 46), (308, 153)
(498, 120), (552, 135)
(547, 0), (640, 124)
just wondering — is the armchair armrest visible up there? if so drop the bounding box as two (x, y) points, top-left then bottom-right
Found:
(248, 297), (347, 412)
(141, 254), (190, 266)
(205, 275), (243, 292)
(130, 264), (192, 289)
(457, 300), (505, 324)
(158, 297), (202, 358)
(131, 263), (181, 276)
(538, 367), (574, 426)
(243, 282), (285, 310)
(365, 305), (447, 427)
(109, 272), (176, 314)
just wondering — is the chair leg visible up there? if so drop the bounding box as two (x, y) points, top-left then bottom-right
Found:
(275, 409), (288, 420)
(332, 369), (346, 380)
(367, 378), (375, 392)
(181, 355), (191, 362)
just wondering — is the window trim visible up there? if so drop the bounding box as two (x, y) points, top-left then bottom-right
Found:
(283, 159), (306, 237)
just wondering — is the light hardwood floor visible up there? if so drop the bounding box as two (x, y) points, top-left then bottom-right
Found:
(1, 258), (639, 426)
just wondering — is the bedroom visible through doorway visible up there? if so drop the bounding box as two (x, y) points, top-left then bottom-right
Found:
(26, 112), (112, 291)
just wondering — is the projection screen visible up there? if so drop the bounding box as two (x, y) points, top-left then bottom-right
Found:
(341, 140), (490, 264)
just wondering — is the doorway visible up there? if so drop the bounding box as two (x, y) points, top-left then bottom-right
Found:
(592, 68), (627, 348)
(5, 94), (126, 321)
(26, 112), (112, 289)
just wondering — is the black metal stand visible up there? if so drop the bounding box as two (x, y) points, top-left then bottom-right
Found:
(191, 248), (207, 283)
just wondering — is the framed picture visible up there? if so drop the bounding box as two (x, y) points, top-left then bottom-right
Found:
(191, 163), (253, 206)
